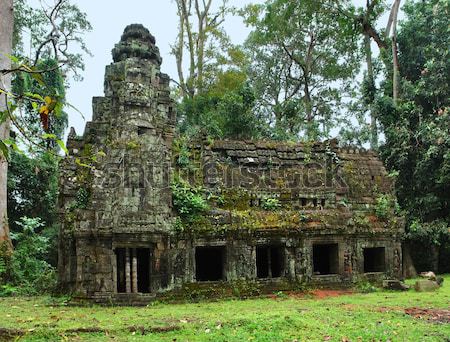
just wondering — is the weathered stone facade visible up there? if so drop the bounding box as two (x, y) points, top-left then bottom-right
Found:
(58, 25), (404, 301)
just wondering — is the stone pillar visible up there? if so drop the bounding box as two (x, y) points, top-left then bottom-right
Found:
(112, 249), (117, 293)
(132, 248), (138, 293)
(268, 248), (272, 278)
(288, 248), (296, 280)
(251, 246), (257, 279)
(125, 248), (131, 293)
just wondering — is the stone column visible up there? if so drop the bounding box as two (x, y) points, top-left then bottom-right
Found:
(288, 248), (296, 280)
(125, 248), (131, 293)
(268, 248), (272, 278)
(251, 246), (257, 279)
(112, 249), (118, 293)
(132, 248), (138, 293)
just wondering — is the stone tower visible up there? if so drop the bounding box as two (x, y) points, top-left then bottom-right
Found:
(58, 24), (175, 295)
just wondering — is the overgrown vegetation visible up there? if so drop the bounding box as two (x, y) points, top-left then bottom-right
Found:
(0, 217), (56, 296)
(0, 0), (91, 293)
(377, 0), (450, 272)
(260, 196), (281, 211)
(374, 194), (400, 220)
(171, 176), (210, 232)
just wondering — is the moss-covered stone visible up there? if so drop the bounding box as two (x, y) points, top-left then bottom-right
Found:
(59, 25), (404, 303)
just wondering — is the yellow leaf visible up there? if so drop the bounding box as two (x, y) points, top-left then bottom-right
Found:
(39, 106), (49, 115)
(44, 96), (52, 105)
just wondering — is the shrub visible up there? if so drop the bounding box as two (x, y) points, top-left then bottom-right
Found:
(356, 281), (378, 293)
(375, 194), (399, 219)
(260, 196), (281, 211)
(0, 217), (56, 296)
(171, 178), (209, 218)
(407, 219), (449, 245)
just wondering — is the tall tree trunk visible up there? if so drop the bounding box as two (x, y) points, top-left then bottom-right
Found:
(304, 77), (312, 123)
(195, 0), (205, 94)
(429, 244), (440, 273)
(402, 243), (417, 278)
(387, 0), (401, 105)
(174, 3), (186, 97)
(364, 33), (378, 150)
(179, 0), (196, 98)
(196, 30), (205, 94)
(0, 0), (13, 251)
(392, 35), (400, 105)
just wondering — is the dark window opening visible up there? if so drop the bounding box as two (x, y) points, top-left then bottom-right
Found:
(256, 246), (284, 278)
(116, 247), (151, 293)
(371, 175), (375, 181)
(364, 247), (386, 272)
(313, 198), (318, 207)
(321, 199), (326, 208)
(195, 246), (225, 281)
(137, 248), (151, 293)
(138, 126), (151, 136)
(313, 243), (339, 275)
(301, 198), (307, 206)
(116, 248), (126, 293)
(168, 106), (175, 121)
(250, 198), (260, 207)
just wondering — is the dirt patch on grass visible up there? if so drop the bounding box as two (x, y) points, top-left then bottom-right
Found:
(0, 328), (25, 341)
(310, 289), (353, 299)
(65, 327), (106, 334)
(269, 289), (353, 300)
(376, 306), (403, 313)
(405, 307), (450, 324)
(339, 303), (357, 310)
(128, 325), (181, 335)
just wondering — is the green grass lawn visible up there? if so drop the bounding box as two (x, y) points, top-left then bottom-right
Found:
(1, 276), (449, 341)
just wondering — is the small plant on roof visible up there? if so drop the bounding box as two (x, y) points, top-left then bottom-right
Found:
(260, 196), (281, 211)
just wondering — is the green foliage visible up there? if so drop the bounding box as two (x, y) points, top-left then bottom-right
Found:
(13, 0), (92, 79)
(172, 217), (185, 234)
(66, 187), (92, 212)
(177, 94), (222, 138)
(378, 0), (450, 247)
(355, 281), (378, 294)
(171, 178), (209, 220)
(352, 212), (370, 228)
(374, 194), (400, 220)
(173, 138), (192, 167)
(207, 70), (248, 98)
(0, 0), (92, 158)
(177, 83), (264, 140)
(172, 0), (240, 98)
(1, 217), (56, 296)
(260, 196), (281, 211)
(0, 283), (19, 297)
(12, 58), (68, 145)
(7, 151), (59, 235)
(231, 281), (262, 299)
(273, 290), (288, 299)
(0, 243), (10, 285)
(218, 84), (261, 140)
(73, 188), (90, 210)
(407, 219), (449, 246)
(242, 0), (361, 140)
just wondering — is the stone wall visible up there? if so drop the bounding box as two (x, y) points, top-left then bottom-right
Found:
(173, 138), (402, 235)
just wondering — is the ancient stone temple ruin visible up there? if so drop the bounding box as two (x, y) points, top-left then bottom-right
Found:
(58, 24), (404, 302)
